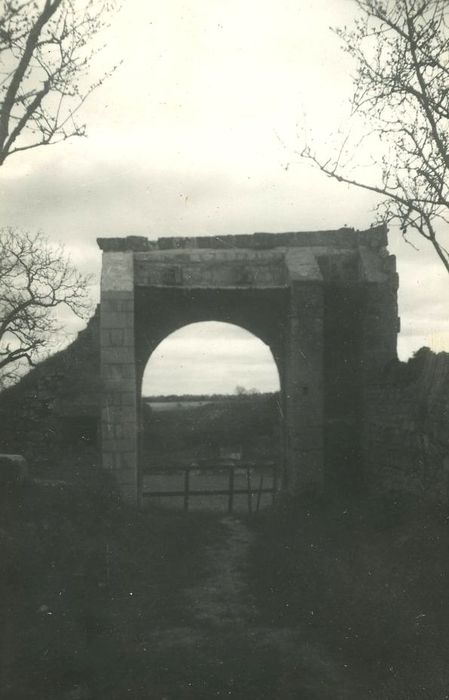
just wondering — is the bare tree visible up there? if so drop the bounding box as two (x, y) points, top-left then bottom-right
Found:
(0, 0), (118, 165)
(301, 0), (449, 273)
(0, 227), (91, 387)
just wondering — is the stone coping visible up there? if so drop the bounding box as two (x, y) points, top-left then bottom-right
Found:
(97, 225), (387, 253)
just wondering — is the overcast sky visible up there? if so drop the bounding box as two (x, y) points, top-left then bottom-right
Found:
(1, 0), (448, 394)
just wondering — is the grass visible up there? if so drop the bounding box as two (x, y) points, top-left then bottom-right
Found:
(248, 492), (449, 699)
(0, 477), (225, 700)
(3, 476), (449, 699)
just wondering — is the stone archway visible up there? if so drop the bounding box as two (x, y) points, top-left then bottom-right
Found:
(98, 227), (399, 505)
(140, 321), (282, 491)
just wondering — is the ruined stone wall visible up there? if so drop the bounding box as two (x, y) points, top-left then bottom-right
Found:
(0, 309), (101, 466)
(363, 348), (449, 501)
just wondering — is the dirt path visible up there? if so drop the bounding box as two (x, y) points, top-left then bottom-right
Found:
(147, 515), (257, 652)
(146, 515), (360, 700)
(185, 515), (257, 626)
(6, 483), (449, 699)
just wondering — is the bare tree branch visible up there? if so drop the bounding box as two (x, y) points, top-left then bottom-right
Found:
(302, 0), (449, 274)
(0, 228), (92, 388)
(0, 0), (120, 165)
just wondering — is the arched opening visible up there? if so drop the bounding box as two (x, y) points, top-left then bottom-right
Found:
(140, 321), (282, 512)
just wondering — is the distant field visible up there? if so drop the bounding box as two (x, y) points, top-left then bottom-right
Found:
(141, 392), (282, 472)
(148, 400), (214, 412)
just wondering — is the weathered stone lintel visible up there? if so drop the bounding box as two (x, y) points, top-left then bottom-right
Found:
(134, 261), (286, 288)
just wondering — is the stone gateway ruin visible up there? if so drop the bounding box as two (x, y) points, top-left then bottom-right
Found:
(98, 226), (399, 505)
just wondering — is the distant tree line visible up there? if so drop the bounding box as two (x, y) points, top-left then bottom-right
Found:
(141, 393), (282, 470)
(143, 392), (279, 403)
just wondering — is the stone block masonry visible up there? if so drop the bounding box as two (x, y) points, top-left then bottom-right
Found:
(97, 226), (400, 506)
(363, 348), (449, 501)
(9, 225), (447, 507)
(100, 252), (139, 504)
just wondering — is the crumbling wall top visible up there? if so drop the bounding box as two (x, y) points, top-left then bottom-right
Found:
(97, 225), (388, 253)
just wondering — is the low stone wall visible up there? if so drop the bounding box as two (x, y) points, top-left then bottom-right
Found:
(363, 348), (449, 501)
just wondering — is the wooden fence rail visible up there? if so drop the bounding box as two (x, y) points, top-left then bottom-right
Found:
(142, 465), (279, 514)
